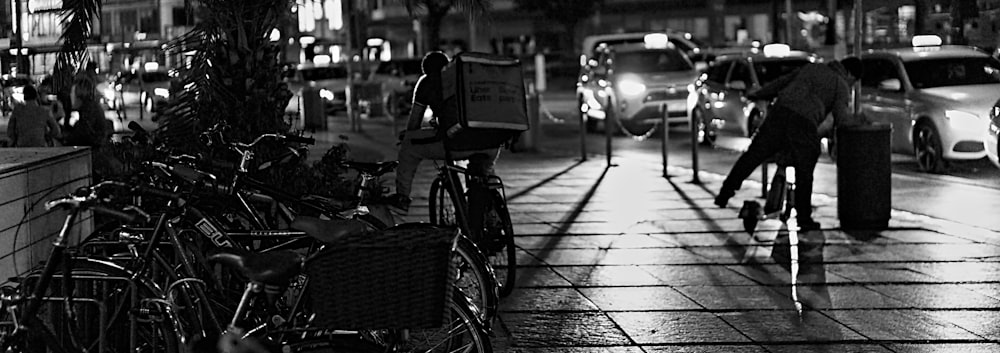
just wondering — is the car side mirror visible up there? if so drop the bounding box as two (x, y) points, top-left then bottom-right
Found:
(727, 80), (747, 91)
(878, 78), (902, 92)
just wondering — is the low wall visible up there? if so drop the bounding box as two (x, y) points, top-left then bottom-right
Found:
(0, 147), (92, 284)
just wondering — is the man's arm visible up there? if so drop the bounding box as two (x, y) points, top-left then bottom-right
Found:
(405, 75), (430, 131)
(46, 112), (62, 141)
(747, 70), (796, 101)
(406, 102), (427, 131)
(831, 79), (859, 126)
(6, 114), (15, 144)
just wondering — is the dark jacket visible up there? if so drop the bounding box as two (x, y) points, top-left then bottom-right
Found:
(7, 101), (61, 147)
(64, 99), (109, 147)
(750, 61), (860, 126)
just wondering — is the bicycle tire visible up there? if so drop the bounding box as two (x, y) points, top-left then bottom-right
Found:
(428, 177), (458, 227)
(453, 236), (499, 325)
(395, 288), (493, 353)
(11, 258), (180, 353)
(764, 169), (786, 216)
(283, 336), (384, 352)
(483, 192), (516, 298)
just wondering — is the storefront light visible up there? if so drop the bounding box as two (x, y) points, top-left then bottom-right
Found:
(327, 0), (343, 30)
(312, 0), (324, 21)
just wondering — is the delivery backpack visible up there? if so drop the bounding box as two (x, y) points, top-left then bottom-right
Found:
(439, 52), (530, 151)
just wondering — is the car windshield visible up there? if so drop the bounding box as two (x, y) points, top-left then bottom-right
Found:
(376, 60), (422, 76)
(615, 50), (693, 73)
(142, 72), (171, 82)
(905, 57), (1000, 88)
(300, 67), (348, 81)
(754, 59), (811, 85)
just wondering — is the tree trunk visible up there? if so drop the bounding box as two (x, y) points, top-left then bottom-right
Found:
(424, 6), (450, 52)
(914, 0), (926, 35)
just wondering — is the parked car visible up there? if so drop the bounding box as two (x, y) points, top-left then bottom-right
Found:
(1, 74), (35, 115)
(987, 97), (1000, 170)
(105, 69), (174, 113)
(370, 58), (422, 118)
(854, 36), (1000, 173)
(577, 34), (700, 136)
(284, 63), (349, 116)
(690, 44), (818, 145)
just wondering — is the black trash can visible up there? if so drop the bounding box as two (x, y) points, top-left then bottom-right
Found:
(836, 122), (892, 229)
(302, 87), (326, 131)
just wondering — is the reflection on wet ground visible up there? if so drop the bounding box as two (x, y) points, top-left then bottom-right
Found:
(403, 158), (1000, 351)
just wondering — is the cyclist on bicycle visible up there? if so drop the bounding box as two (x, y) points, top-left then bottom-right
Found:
(385, 51), (500, 215)
(714, 57), (865, 231)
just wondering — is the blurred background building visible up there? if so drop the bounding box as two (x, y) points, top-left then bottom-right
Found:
(0, 0), (995, 80)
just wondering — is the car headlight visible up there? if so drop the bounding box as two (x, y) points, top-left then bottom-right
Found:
(617, 77), (646, 97)
(154, 88), (169, 99)
(319, 88), (335, 101)
(945, 110), (983, 131)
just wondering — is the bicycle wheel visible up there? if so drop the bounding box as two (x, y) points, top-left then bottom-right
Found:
(396, 288), (492, 353)
(481, 192), (516, 298)
(428, 177), (459, 227)
(452, 236), (498, 325)
(13, 258), (179, 353)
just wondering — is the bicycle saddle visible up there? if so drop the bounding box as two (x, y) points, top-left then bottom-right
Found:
(290, 216), (368, 244)
(342, 161), (399, 176)
(207, 250), (303, 285)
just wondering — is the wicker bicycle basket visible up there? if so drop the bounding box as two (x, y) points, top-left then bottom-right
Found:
(306, 224), (457, 330)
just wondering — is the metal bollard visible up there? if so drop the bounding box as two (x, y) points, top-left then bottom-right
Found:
(579, 105), (588, 161)
(761, 163), (769, 198)
(690, 111), (701, 184)
(661, 103), (669, 178)
(605, 95), (614, 166)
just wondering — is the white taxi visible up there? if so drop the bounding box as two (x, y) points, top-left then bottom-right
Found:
(855, 35), (1000, 173)
(577, 33), (700, 136)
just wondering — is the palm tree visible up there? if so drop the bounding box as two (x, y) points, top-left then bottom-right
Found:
(398, 0), (491, 52)
(53, 0), (101, 110)
(157, 0), (294, 150)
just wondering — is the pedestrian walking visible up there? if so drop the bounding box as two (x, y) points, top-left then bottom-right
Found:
(6, 85), (62, 147)
(63, 76), (110, 148)
(714, 57), (865, 231)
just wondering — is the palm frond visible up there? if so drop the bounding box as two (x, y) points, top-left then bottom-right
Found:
(53, 0), (101, 91)
(155, 0), (294, 152)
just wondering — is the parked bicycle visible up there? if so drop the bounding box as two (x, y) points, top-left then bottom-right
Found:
(0, 183), (179, 353)
(428, 153), (517, 298)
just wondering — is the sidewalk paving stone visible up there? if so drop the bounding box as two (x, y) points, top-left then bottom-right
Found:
(309, 115), (1000, 351)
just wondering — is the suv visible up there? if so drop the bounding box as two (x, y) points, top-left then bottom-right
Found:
(690, 44), (817, 145)
(854, 36), (1000, 173)
(577, 34), (699, 136)
(370, 58), (422, 118)
(284, 63), (349, 116)
(106, 69), (173, 113)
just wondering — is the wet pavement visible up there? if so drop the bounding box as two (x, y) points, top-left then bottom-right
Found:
(316, 110), (1000, 352)
(3, 101), (998, 352)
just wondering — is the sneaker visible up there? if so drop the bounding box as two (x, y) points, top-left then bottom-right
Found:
(714, 190), (734, 208)
(797, 219), (822, 232)
(385, 194), (411, 215)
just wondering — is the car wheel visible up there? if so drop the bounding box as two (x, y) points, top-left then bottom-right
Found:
(693, 108), (716, 146)
(914, 122), (946, 173)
